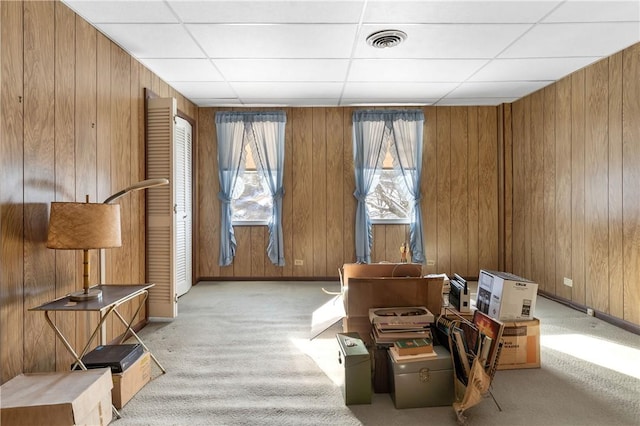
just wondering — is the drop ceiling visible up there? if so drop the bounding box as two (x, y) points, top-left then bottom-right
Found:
(62, 0), (640, 107)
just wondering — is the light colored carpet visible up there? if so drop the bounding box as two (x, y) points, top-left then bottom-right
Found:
(114, 281), (640, 426)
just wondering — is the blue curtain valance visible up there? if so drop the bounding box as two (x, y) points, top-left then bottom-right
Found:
(216, 111), (287, 124)
(353, 109), (424, 123)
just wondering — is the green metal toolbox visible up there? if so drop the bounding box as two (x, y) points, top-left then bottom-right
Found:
(336, 332), (371, 405)
(388, 344), (454, 409)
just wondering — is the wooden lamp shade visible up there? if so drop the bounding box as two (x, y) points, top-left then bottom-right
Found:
(47, 199), (122, 300)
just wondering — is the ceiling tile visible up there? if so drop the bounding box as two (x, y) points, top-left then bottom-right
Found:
(64, 0), (178, 23)
(140, 59), (224, 82)
(348, 59), (488, 82)
(448, 81), (552, 99)
(342, 82), (456, 99)
(188, 24), (358, 58)
(341, 99), (435, 106)
(355, 24), (532, 59)
(363, 1), (561, 24)
(169, 82), (237, 99)
(190, 98), (243, 107)
(232, 82), (343, 98)
(170, 0), (365, 23)
(500, 22), (640, 58)
(436, 97), (517, 106)
(543, 1), (640, 23)
(214, 59), (349, 82)
(96, 24), (205, 58)
(469, 57), (601, 82)
(240, 99), (339, 107)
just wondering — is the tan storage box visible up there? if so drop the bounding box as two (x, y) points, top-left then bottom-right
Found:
(0, 368), (113, 426)
(112, 351), (151, 408)
(497, 318), (541, 370)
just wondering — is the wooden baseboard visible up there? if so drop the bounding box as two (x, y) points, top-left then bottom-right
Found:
(196, 276), (339, 282)
(538, 290), (640, 336)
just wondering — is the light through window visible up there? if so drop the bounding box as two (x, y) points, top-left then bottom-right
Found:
(366, 145), (412, 223)
(231, 146), (272, 224)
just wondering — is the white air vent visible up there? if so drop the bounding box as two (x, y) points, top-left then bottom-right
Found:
(366, 29), (407, 48)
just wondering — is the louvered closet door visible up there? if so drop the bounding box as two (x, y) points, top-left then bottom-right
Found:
(146, 97), (178, 318)
(174, 116), (192, 297)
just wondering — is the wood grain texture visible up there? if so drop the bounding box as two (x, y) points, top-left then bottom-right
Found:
(450, 107), (468, 275)
(542, 86), (556, 295)
(325, 108), (344, 276)
(292, 108), (313, 276)
(23, 0), (56, 372)
(1, 0), (25, 382)
(342, 107), (356, 264)
(312, 108), (327, 276)
(585, 59), (610, 312)
(608, 51), (624, 319)
(467, 107), (479, 275)
(478, 107), (499, 271)
(281, 107), (294, 276)
(511, 100), (526, 277)
(251, 227), (266, 277)
(502, 104), (513, 272)
(194, 106), (502, 279)
(54, 1), (77, 371)
(555, 76), (572, 299)
(0, 0), (199, 384)
(571, 70), (586, 306)
(196, 108), (219, 278)
(506, 47), (640, 327)
(422, 107), (438, 275)
(435, 107), (452, 274)
(75, 15), (100, 349)
(522, 97), (532, 280)
(622, 43), (640, 325)
(530, 90), (545, 287)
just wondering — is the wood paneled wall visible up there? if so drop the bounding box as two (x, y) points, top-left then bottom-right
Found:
(196, 106), (501, 280)
(508, 44), (640, 327)
(0, 1), (196, 384)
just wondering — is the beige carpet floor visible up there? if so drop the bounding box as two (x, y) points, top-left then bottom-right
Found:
(114, 280), (640, 426)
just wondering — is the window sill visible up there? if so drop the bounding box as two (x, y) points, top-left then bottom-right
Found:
(370, 219), (411, 225)
(232, 221), (269, 227)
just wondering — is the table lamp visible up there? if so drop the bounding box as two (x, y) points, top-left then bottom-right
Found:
(47, 195), (122, 301)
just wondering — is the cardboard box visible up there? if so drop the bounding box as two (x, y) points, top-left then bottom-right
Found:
(497, 318), (541, 370)
(343, 316), (373, 345)
(111, 351), (151, 408)
(477, 270), (538, 321)
(0, 368), (113, 426)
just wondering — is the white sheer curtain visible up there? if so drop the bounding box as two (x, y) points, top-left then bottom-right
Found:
(215, 111), (286, 266)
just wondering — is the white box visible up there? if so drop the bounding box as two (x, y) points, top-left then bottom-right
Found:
(477, 270), (538, 321)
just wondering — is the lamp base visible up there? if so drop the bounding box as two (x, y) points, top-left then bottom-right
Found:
(69, 288), (103, 302)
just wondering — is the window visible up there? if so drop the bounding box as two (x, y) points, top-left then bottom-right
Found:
(231, 145), (272, 225)
(366, 142), (412, 224)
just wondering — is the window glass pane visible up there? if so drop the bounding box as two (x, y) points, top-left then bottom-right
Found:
(232, 171), (272, 223)
(366, 169), (411, 222)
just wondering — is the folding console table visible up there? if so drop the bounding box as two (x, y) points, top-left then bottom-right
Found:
(30, 284), (165, 374)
